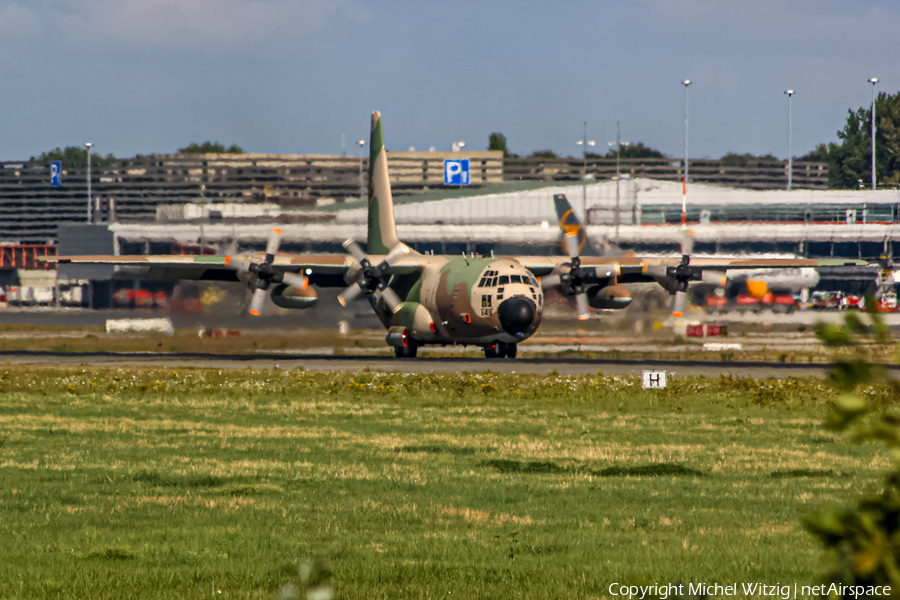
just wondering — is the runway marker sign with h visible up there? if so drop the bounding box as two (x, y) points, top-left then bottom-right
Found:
(642, 370), (667, 389)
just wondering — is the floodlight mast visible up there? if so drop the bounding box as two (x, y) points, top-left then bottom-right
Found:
(85, 142), (92, 223)
(869, 77), (878, 190)
(608, 121), (629, 238)
(358, 139), (366, 202)
(575, 121), (595, 223)
(784, 90), (794, 191)
(681, 80), (692, 226)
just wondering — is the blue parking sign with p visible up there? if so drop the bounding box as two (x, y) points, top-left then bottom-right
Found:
(444, 159), (470, 185)
(50, 161), (62, 187)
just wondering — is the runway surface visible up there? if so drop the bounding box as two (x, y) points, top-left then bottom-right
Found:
(0, 349), (862, 379)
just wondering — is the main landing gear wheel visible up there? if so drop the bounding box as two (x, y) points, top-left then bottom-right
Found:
(484, 342), (517, 359)
(394, 343), (418, 358)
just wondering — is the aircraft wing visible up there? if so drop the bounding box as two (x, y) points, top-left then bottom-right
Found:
(515, 255), (872, 278)
(41, 253), (423, 287)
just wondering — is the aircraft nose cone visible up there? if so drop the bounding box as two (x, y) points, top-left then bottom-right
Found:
(498, 296), (536, 337)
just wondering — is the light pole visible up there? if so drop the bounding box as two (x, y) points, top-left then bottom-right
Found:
(784, 90), (794, 191)
(575, 121), (595, 222)
(608, 121), (629, 237)
(868, 77), (878, 190)
(357, 140), (366, 201)
(85, 142), (92, 223)
(682, 80), (692, 225)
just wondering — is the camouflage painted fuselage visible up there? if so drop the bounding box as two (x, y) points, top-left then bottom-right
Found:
(371, 256), (543, 346)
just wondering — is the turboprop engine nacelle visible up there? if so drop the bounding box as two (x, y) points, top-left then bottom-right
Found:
(587, 284), (632, 310)
(392, 301), (439, 342)
(270, 284), (318, 309)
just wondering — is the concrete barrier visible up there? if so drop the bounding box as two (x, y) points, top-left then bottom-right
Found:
(106, 318), (175, 335)
(703, 342), (743, 351)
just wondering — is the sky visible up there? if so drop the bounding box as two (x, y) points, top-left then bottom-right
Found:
(0, 0), (896, 162)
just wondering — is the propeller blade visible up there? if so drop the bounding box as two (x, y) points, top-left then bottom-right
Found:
(265, 227), (284, 259)
(381, 243), (411, 267)
(672, 290), (687, 318)
(681, 231), (695, 256)
(248, 288), (267, 316)
(563, 232), (580, 259)
(342, 238), (367, 263)
(337, 283), (363, 307)
(280, 272), (309, 289)
(575, 293), (590, 320)
(541, 273), (562, 288)
(226, 255), (253, 274)
(700, 270), (726, 286)
(643, 264), (670, 279)
(376, 287), (403, 313)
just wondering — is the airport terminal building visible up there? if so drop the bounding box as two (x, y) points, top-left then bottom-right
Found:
(1, 152), (898, 306)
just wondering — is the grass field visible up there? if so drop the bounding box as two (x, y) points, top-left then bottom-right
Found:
(0, 367), (889, 599)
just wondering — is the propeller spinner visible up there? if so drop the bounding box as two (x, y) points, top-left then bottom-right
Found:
(643, 231), (725, 319)
(337, 239), (409, 313)
(542, 232), (619, 320)
(225, 228), (309, 316)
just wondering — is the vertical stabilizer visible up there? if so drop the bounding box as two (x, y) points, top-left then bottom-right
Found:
(553, 194), (598, 257)
(553, 193), (629, 257)
(367, 111), (401, 255)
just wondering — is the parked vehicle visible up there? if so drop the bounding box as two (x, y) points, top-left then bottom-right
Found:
(113, 288), (169, 309)
(877, 291), (899, 313)
(808, 291), (844, 311)
(705, 288), (796, 314)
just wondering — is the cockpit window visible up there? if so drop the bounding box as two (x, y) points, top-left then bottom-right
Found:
(480, 274), (516, 288)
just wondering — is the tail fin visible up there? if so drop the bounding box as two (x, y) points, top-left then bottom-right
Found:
(367, 111), (401, 255)
(553, 194), (598, 257)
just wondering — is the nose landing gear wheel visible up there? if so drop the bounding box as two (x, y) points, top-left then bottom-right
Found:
(484, 342), (517, 359)
(500, 342), (517, 359)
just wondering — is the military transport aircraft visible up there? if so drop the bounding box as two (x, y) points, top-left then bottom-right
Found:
(45, 111), (870, 359)
(551, 192), (822, 312)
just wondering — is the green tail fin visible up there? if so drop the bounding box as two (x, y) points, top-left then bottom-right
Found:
(367, 111), (401, 255)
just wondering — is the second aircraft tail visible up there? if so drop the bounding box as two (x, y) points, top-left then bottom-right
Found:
(553, 194), (598, 257)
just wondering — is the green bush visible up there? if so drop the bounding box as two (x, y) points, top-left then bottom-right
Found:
(804, 301), (900, 590)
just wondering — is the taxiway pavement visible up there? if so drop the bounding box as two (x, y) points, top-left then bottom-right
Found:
(0, 350), (851, 379)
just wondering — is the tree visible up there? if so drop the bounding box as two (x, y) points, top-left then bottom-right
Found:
(829, 106), (876, 189)
(487, 132), (511, 158)
(719, 152), (780, 167)
(527, 150), (559, 159)
(29, 146), (115, 166)
(829, 91), (900, 189)
(798, 143), (834, 163)
(607, 143), (666, 160)
(178, 141), (244, 154)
